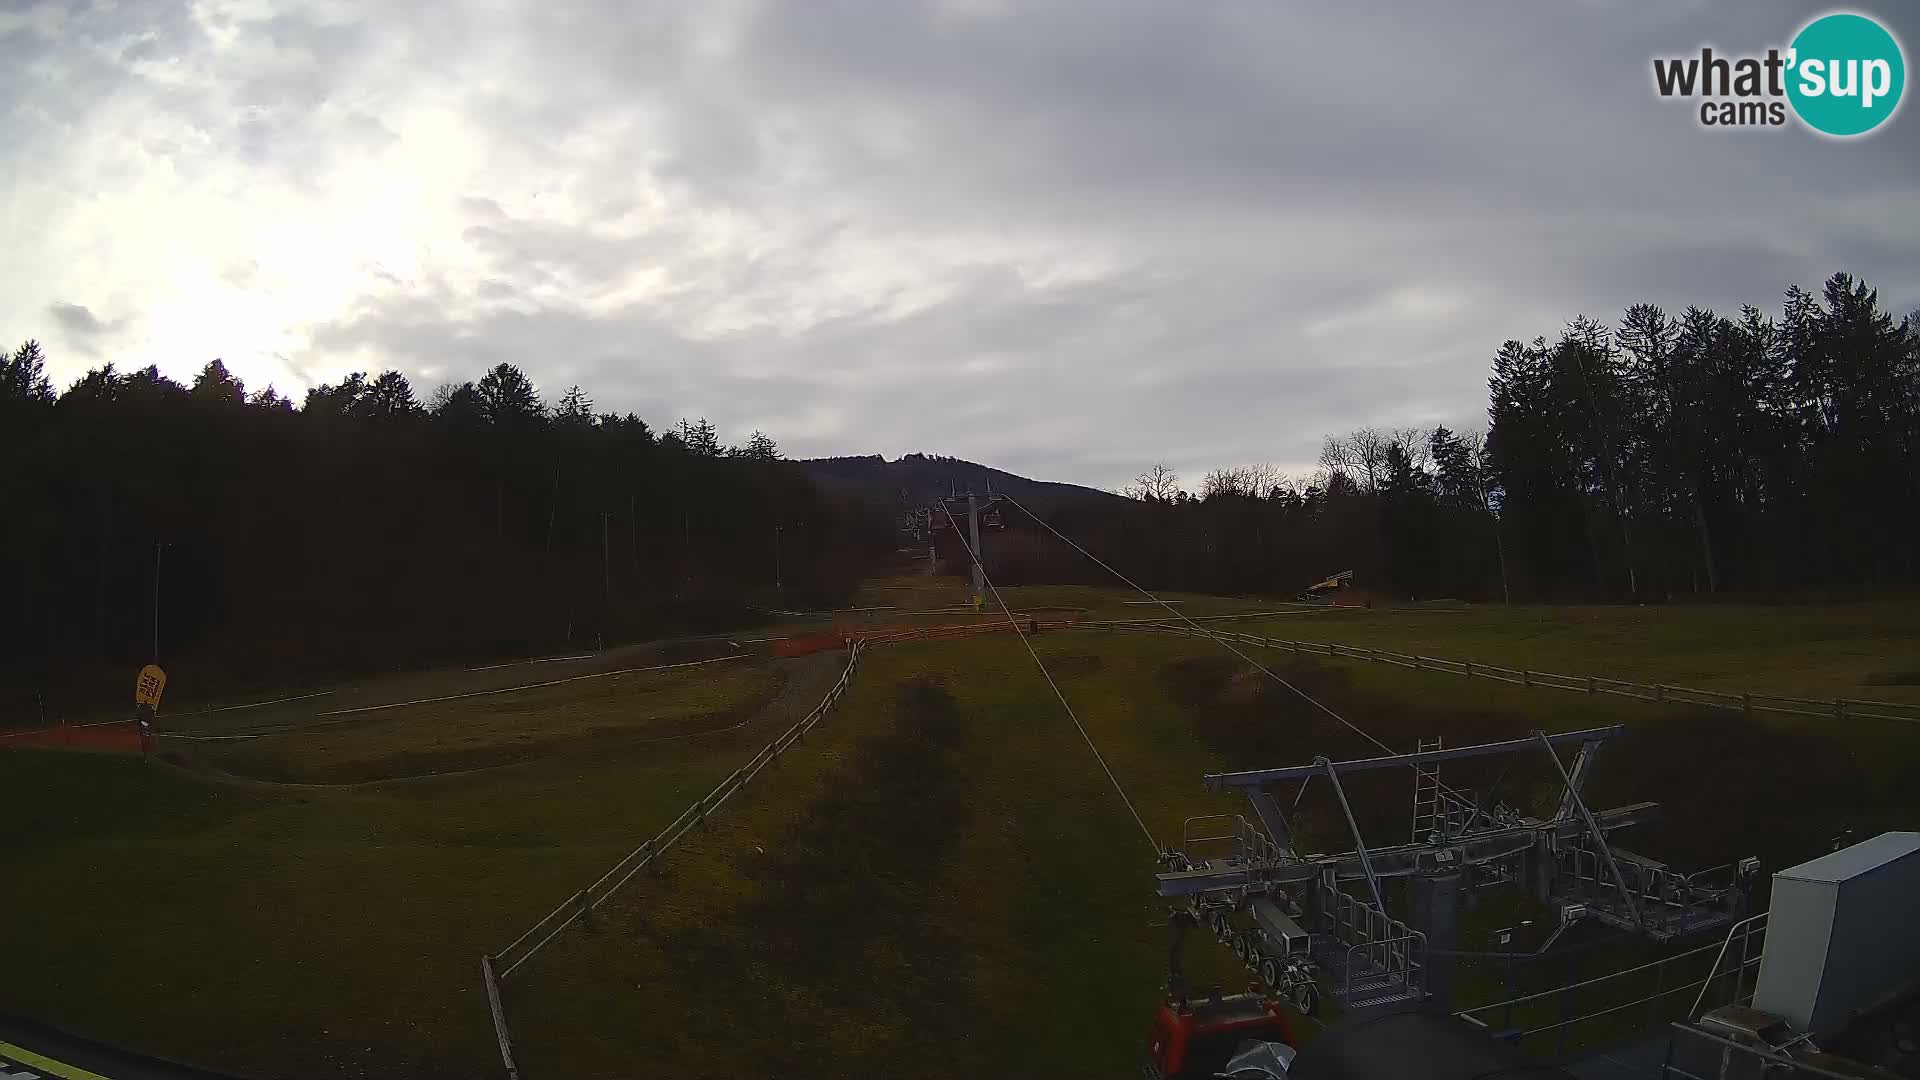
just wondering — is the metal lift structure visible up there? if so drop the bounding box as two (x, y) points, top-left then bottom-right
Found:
(1156, 725), (1763, 1015)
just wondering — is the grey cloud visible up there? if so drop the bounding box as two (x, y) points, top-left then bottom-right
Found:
(12, 0), (1920, 490)
(47, 301), (123, 337)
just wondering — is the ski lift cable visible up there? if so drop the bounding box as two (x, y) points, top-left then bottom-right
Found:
(1000, 493), (1396, 757)
(939, 502), (1161, 856)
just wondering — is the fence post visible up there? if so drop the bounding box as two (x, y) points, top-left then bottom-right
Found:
(1585, 676), (1595, 695)
(1656, 685), (1666, 703)
(481, 955), (521, 1080)
(1833, 699), (1844, 723)
(1465, 661), (1473, 679)
(1327, 642), (1338, 658)
(1742, 693), (1752, 717)
(1522, 669), (1532, 687)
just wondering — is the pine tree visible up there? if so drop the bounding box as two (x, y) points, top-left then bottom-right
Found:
(304, 372), (369, 416)
(675, 417), (721, 456)
(191, 359), (247, 405)
(355, 371), (423, 419)
(555, 385), (595, 428)
(742, 431), (779, 460)
(475, 363), (545, 427)
(1, 340), (55, 404)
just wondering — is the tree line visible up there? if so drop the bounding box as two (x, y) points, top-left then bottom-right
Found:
(0, 352), (890, 718)
(1003, 272), (1918, 602)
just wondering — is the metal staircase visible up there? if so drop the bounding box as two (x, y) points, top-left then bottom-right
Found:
(1314, 875), (1427, 1010)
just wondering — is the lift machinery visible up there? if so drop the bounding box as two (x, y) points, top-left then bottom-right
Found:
(1154, 725), (1762, 1015)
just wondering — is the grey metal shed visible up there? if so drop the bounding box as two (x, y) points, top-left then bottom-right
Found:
(1752, 831), (1920, 1037)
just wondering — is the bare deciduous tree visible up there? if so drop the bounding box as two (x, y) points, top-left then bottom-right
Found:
(1320, 427), (1390, 491)
(1125, 462), (1183, 502)
(1390, 426), (1433, 473)
(1200, 467), (1247, 499)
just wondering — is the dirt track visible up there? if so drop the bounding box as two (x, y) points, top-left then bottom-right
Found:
(0, 720), (141, 752)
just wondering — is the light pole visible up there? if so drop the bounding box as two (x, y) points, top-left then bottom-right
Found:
(774, 524), (783, 591)
(152, 540), (166, 662)
(600, 512), (613, 603)
(600, 511), (614, 653)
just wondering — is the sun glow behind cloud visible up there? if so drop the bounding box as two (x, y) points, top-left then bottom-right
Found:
(3, 0), (1915, 488)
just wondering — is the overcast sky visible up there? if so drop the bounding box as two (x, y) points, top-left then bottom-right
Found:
(5, 1), (1917, 489)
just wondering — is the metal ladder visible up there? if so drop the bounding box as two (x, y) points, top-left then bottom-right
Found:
(1411, 736), (1443, 843)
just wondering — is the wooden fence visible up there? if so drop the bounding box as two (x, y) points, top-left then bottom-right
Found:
(481, 641), (867, 1076)
(1091, 623), (1920, 726)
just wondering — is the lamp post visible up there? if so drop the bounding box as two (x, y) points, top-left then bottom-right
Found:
(774, 524), (783, 591)
(152, 541), (167, 662)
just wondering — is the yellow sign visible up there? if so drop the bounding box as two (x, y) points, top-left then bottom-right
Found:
(135, 664), (167, 709)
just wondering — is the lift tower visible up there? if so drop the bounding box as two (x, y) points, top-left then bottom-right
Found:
(937, 491), (1004, 609)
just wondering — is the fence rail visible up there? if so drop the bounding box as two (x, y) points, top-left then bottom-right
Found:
(488, 641), (866, 981)
(480, 640), (871, 1077)
(1086, 623), (1920, 727)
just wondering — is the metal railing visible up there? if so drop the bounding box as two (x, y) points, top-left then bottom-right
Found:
(1657, 1022), (1871, 1080)
(1177, 814), (1241, 867)
(1557, 840), (1751, 921)
(1087, 623), (1920, 726)
(1688, 913), (1768, 1020)
(1455, 925), (1766, 1058)
(1346, 933), (1425, 1003)
(1236, 815), (1288, 868)
(1318, 878), (1426, 1001)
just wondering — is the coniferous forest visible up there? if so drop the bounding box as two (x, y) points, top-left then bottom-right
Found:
(4, 270), (1915, 716)
(999, 273), (1920, 603)
(0, 357), (891, 716)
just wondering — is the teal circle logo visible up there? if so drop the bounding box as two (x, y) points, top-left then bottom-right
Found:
(1787, 13), (1905, 136)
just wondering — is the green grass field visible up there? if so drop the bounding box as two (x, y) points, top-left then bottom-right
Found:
(179, 661), (776, 784)
(1, 586), (1916, 1077)
(1235, 600), (1920, 701)
(0, 653), (816, 1077)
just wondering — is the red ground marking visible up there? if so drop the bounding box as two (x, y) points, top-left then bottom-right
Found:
(772, 618), (1083, 656)
(0, 720), (143, 752)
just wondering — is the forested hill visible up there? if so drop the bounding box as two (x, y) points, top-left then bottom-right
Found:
(803, 453), (1124, 510)
(0, 359), (892, 717)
